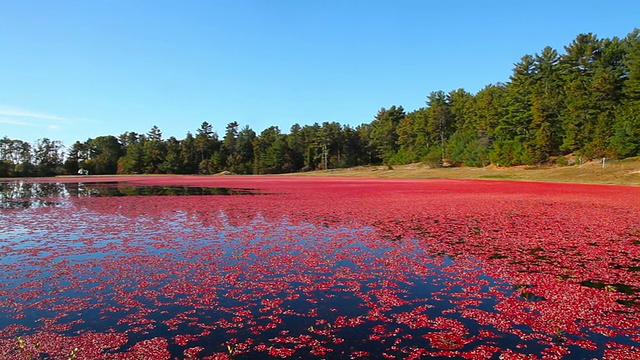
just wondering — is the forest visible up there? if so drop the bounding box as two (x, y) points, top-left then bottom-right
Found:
(1, 29), (640, 177)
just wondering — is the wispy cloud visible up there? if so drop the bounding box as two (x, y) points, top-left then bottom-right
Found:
(0, 104), (69, 123)
(0, 117), (34, 126)
(0, 104), (100, 144)
(0, 105), (82, 139)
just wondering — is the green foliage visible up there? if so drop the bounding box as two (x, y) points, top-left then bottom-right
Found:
(390, 148), (418, 165)
(421, 147), (444, 168)
(610, 106), (640, 157)
(117, 140), (144, 174)
(0, 160), (13, 177)
(179, 132), (199, 174)
(396, 108), (429, 163)
(159, 137), (182, 174)
(556, 156), (570, 166)
(447, 130), (490, 167)
(369, 106), (405, 163)
(463, 142), (490, 168)
(86, 135), (123, 174)
(253, 126), (288, 174)
(33, 138), (64, 176)
(489, 140), (525, 167)
(5, 28), (640, 176)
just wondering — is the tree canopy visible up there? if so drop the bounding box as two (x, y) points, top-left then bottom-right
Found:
(2, 29), (640, 177)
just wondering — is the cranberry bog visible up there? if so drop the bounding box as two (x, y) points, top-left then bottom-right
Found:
(1, 176), (639, 359)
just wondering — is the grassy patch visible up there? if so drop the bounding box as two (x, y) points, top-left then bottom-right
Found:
(478, 174), (516, 179)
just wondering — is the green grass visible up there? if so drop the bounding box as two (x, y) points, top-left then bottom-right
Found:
(478, 174), (516, 179)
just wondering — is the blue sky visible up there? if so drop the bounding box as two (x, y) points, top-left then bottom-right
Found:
(1, 0), (639, 148)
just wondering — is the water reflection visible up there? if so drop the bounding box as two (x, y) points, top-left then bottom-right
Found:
(0, 182), (261, 209)
(0, 182), (67, 209)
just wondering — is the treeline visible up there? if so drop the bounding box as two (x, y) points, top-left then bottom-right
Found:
(2, 29), (640, 177)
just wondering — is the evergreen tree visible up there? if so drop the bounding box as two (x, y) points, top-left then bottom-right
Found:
(64, 141), (89, 174)
(179, 132), (199, 174)
(194, 121), (220, 174)
(253, 126), (287, 174)
(33, 138), (64, 176)
(286, 124), (307, 171)
(235, 125), (256, 174)
(369, 106), (405, 164)
(396, 108), (429, 163)
(424, 91), (455, 165)
(530, 46), (563, 161)
(143, 125), (166, 173)
(159, 137), (182, 174)
(6, 28), (640, 174)
(222, 121), (239, 170)
(500, 54), (535, 143)
(85, 135), (122, 174)
(474, 84), (508, 140)
(560, 33), (602, 155)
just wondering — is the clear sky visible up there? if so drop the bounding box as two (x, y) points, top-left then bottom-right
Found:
(1, 0), (639, 148)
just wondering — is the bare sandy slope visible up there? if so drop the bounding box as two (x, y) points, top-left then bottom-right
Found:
(286, 158), (640, 186)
